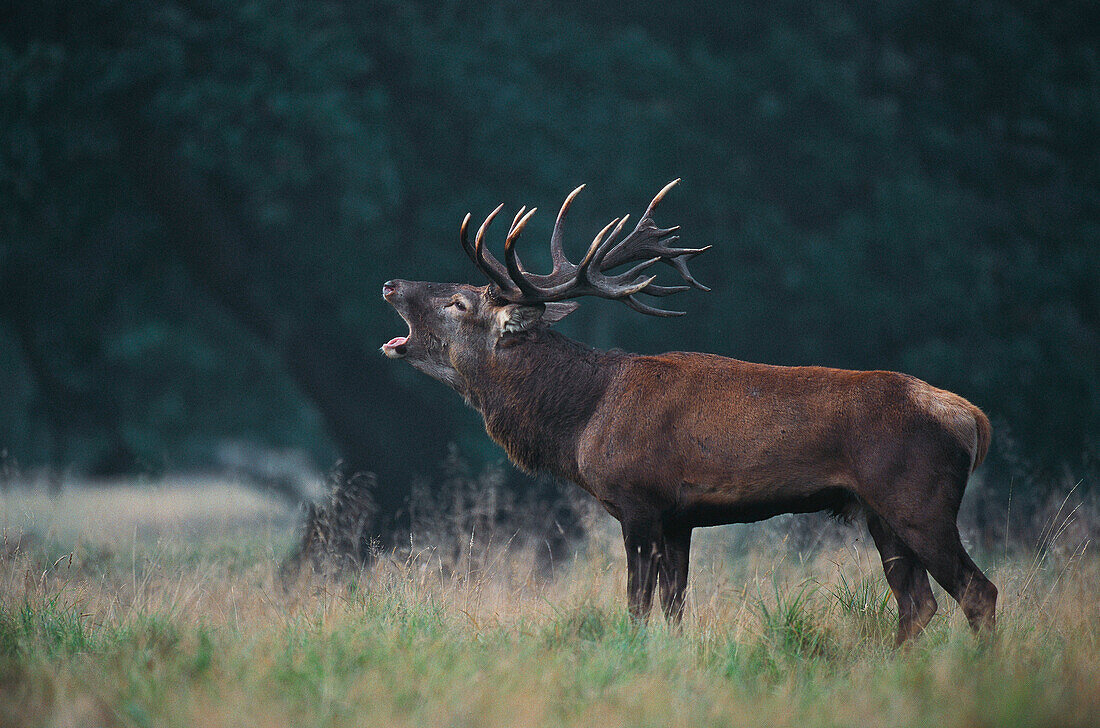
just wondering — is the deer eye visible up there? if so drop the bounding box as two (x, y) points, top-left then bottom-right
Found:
(445, 299), (467, 312)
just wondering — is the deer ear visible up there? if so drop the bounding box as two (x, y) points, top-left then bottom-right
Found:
(542, 301), (578, 324)
(499, 304), (546, 336)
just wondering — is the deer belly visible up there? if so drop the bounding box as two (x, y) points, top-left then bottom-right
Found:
(677, 481), (858, 526)
(674, 433), (856, 525)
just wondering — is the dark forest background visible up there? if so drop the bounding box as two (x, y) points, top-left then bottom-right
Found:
(1, 0), (1097, 533)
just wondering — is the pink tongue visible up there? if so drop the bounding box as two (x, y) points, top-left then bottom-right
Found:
(384, 336), (408, 349)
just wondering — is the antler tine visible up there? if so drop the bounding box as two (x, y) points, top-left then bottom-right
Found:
(549, 185), (585, 272)
(459, 213), (476, 266)
(663, 247), (713, 291)
(509, 206), (527, 236)
(503, 208), (542, 298)
(639, 283), (691, 297)
(476, 203), (504, 248)
(587, 214), (631, 271)
(609, 273), (659, 297)
(622, 294), (686, 317)
(644, 178), (680, 218)
(471, 203), (517, 292)
(578, 218), (620, 272)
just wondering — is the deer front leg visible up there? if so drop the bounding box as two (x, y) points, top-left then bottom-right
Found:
(658, 525), (691, 622)
(622, 519), (661, 620)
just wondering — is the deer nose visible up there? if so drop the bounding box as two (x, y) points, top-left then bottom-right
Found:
(382, 280), (399, 300)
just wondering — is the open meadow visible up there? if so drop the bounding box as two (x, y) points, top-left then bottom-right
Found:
(2, 477), (1098, 728)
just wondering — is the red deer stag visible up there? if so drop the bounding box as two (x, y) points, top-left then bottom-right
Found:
(381, 181), (996, 644)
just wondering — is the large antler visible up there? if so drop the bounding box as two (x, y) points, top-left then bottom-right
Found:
(459, 180), (710, 317)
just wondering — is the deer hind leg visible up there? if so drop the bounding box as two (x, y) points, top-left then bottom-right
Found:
(657, 526), (691, 623)
(909, 522), (997, 636)
(622, 519), (661, 620)
(874, 478), (998, 638)
(898, 520), (997, 637)
(866, 511), (937, 645)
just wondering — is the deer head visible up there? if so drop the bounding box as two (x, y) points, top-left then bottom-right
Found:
(381, 181), (709, 393)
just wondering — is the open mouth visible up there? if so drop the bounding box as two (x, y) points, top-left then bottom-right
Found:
(381, 285), (412, 359)
(381, 332), (409, 358)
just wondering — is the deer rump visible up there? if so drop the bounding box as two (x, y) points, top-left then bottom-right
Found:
(381, 181), (997, 646)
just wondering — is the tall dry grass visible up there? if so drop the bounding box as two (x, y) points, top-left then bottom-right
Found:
(1, 475), (1097, 728)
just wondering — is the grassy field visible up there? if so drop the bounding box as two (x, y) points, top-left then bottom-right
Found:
(1, 479), (1097, 728)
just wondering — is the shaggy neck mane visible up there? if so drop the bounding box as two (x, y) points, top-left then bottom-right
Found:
(463, 329), (623, 478)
